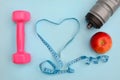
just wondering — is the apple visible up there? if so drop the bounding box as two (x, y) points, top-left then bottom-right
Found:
(90, 32), (112, 54)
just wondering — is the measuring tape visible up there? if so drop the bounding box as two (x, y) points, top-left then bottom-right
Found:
(35, 18), (109, 74)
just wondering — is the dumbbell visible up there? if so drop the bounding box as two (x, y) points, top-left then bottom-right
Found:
(12, 10), (31, 64)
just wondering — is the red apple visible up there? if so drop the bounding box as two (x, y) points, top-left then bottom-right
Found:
(90, 32), (112, 54)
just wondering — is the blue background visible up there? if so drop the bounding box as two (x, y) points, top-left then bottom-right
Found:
(0, 0), (120, 80)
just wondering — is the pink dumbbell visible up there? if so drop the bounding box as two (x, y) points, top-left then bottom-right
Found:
(12, 10), (31, 64)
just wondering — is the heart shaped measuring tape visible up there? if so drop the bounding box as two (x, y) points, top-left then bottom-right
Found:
(35, 18), (109, 74)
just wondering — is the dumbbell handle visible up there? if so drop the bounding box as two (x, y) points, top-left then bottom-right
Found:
(16, 22), (25, 52)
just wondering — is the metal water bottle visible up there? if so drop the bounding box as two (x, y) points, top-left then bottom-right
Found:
(86, 0), (120, 29)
